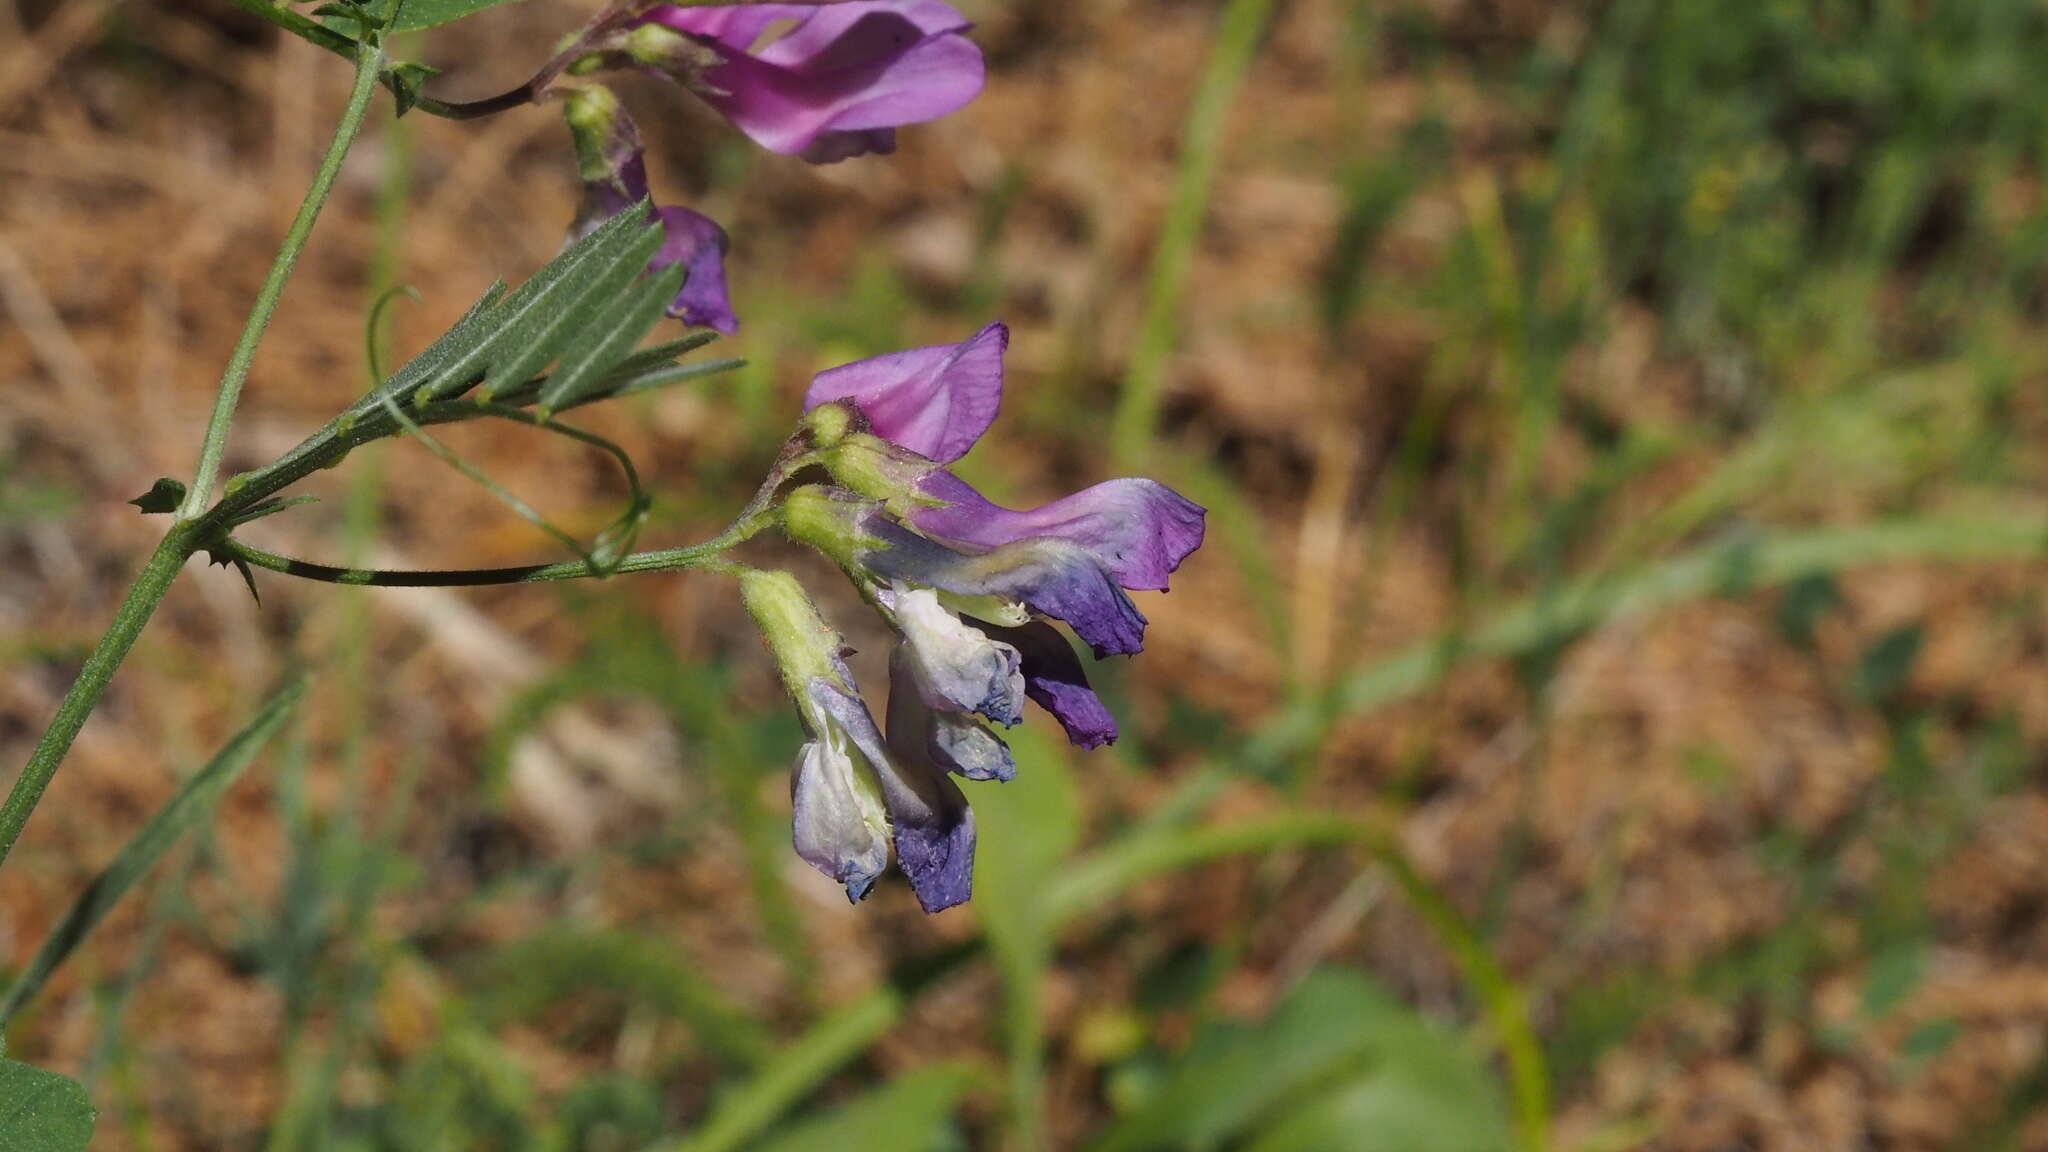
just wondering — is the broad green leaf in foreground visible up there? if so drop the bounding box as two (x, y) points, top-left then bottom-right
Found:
(0, 1059), (94, 1152)
(1090, 968), (1510, 1152)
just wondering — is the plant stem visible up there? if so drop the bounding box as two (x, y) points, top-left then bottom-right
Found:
(222, 532), (756, 586)
(0, 526), (197, 868)
(0, 38), (386, 868)
(179, 34), (386, 519)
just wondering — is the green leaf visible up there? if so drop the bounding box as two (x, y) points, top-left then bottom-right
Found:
(480, 223), (666, 398)
(1240, 1061), (1510, 1152)
(0, 1059), (95, 1152)
(388, 0), (533, 30)
(584, 357), (750, 405)
(1090, 969), (1509, 1152)
(386, 60), (440, 117)
(370, 280), (506, 401)
(750, 1064), (978, 1152)
(1852, 623), (1924, 703)
(417, 204), (656, 402)
(127, 477), (186, 515)
(0, 679), (305, 1022)
(1861, 940), (1931, 1020)
(604, 332), (722, 378)
(535, 261), (690, 413)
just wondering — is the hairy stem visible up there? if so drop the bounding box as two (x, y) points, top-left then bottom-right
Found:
(0, 526), (197, 868)
(180, 35), (385, 518)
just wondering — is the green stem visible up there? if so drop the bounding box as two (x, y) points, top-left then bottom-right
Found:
(179, 35), (385, 519)
(216, 0), (623, 121)
(221, 528), (759, 587)
(0, 526), (197, 868)
(0, 38), (386, 869)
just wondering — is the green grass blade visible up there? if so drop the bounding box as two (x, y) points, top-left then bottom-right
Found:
(654, 988), (904, 1152)
(1244, 514), (2048, 774)
(0, 677), (306, 1023)
(1109, 0), (1276, 467)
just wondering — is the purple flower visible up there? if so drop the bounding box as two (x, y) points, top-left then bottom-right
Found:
(972, 617), (1119, 750)
(792, 324), (1204, 747)
(633, 1), (984, 164)
(913, 471), (1209, 594)
(564, 86), (739, 333)
(804, 322), (1006, 463)
(793, 669), (976, 912)
(742, 570), (975, 912)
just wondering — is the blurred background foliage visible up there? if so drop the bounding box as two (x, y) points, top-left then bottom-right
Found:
(5, 0), (2048, 1148)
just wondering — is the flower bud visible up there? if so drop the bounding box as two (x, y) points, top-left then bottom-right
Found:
(800, 401), (856, 451)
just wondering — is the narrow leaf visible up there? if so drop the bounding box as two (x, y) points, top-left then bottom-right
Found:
(653, 989), (904, 1152)
(0, 1060), (94, 1152)
(536, 261), (689, 413)
(1088, 970), (1508, 1152)
(371, 280), (506, 401)
(388, 0), (533, 31)
(0, 679), (305, 1023)
(480, 222), (665, 398)
(606, 331), (721, 377)
(418, 206), (655, 402)
(575, 357), (748, 407)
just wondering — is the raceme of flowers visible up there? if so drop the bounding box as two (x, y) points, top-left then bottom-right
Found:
(550, 1), (1204, 912)
(753, 328), (1205, 912)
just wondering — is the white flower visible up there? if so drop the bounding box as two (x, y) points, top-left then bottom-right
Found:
(893, 586), (1025, 724)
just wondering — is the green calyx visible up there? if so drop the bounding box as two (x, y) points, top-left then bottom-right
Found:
(780, 485), (877, 569)
(624, 24), (720, 77)
(822, 434), (945, 520)
(800, 402), (855, 449)
(738, 570), (839, 697)
(561, 86), (622, 182)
